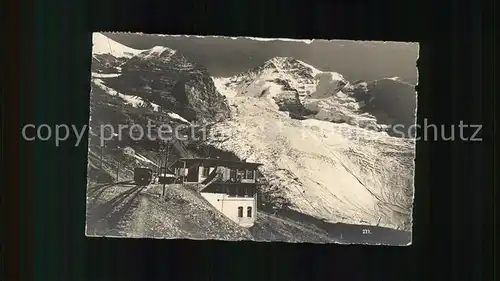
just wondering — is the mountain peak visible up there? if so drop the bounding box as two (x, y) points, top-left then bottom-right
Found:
(136, 46), (176, 59)
(92, 33), (143, 58)
(264, 56), (311, 69)
(244, 56), (320, 79)
(217, 55), (349, 102)
(267, 56), (299, 64)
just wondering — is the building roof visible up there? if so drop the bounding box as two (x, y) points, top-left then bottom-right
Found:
(171, 158), (263, 169)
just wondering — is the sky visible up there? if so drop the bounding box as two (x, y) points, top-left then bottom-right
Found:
(106, 33), (419, 84)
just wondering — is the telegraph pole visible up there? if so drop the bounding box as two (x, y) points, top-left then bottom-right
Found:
(116, 161), (120, 182)
(165, 140), (170, 168)
(100, 145), (104, 170)
(158, 153), (163, 176)
(161, 140), (170, 197)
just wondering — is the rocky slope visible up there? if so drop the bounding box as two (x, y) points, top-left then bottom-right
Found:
(86, 183), (354, 243)
(211, 57), (416, 230)
(87, 181), (411, 244)
(207, 96), (414, 230)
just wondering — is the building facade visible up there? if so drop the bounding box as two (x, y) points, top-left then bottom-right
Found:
(170, 158), (262, 227)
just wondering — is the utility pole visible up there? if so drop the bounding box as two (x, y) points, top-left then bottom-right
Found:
(162, 140), (170, 197)
(165, 140), (170, 169)
(157, 141), (164, 179)
(100, 145), (104, 170)
(158, 153), (163, 177)
(116, 161), (120, 182)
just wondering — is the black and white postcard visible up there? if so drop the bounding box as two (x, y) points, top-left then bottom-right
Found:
(86, 32), (418, 245)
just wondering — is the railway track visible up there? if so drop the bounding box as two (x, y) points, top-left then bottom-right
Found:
(86, 183), (146, 236)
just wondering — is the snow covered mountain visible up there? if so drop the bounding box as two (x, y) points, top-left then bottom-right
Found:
(213, 57), (379, 129)
(213, 57), (416, 135)
(91, 33), (145, 73)
(92, 32), (144, 58)
(88, 33), (415, 233)
(90, 33), (230, 123)
(211, 57), (415, 230)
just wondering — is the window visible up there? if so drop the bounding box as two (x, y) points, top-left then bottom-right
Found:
(247, 207), (252, 217)
(230, 169), (237, 182)
(202, 167), (210, 177)
(245, 170), (255, 180)
(237, 207), (243, 218)
(237, 170), (244, 181)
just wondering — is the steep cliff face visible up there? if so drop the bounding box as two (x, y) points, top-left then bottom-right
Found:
(100, 46), (230, 122)
(170, 74), (231, 122)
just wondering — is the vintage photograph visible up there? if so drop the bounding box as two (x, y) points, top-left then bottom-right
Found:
(86, 32), (418, 245)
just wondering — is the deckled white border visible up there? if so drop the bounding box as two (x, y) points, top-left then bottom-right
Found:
(87, 31), (419, 246)
(95, 31), (419, 45)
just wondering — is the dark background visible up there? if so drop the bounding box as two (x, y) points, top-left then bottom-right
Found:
(106, 33), (419, 83)
(3, 0), (492, 281)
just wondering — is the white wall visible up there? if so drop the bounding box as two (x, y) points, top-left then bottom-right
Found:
(201, 192), (257, 228)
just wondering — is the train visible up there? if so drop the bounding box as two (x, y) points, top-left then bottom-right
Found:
(133, 167), (153, 185)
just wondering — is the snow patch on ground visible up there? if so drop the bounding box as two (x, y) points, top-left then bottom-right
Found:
(92, 72), (121, 78)
(92, 78), (160, 111)
(134, 152), (159, 167)
(121, 147), (159, 167)
(167, 112), (191, 124)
